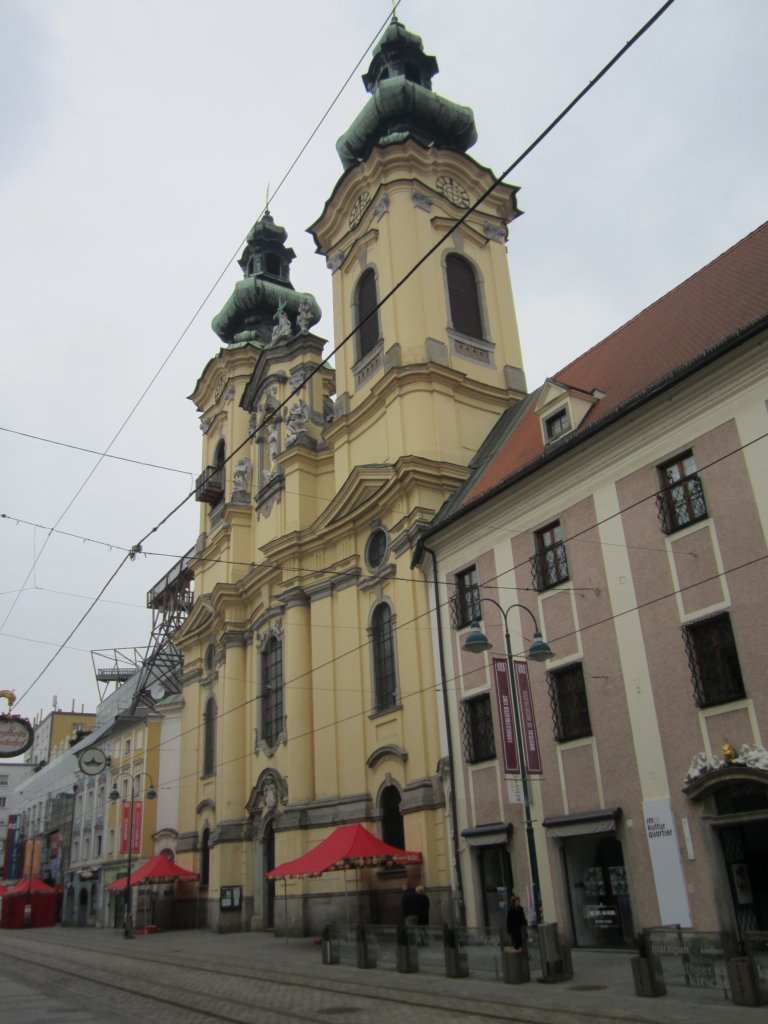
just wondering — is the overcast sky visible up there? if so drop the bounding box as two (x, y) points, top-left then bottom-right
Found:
(1, 0), (766, 728)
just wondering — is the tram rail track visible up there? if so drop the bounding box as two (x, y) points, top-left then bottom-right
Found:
(0, 929), (668, 1024)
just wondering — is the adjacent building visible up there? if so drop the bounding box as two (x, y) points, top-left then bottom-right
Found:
(418, 222), (768, 944)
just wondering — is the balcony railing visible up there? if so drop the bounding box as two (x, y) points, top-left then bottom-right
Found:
(530, 542), (569, 591)
(195, 464), (225, 505)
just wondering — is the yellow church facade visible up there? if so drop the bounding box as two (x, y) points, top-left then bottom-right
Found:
(168, 18), (528, 932)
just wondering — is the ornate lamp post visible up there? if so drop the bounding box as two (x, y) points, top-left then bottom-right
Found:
(461, 600), (553, 923)
(109, 771), (156, 938)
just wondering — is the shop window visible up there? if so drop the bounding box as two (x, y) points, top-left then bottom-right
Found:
(371, 603), (398, 713)
(460, 694), (496, 763)
(683, 613), (745, 708)
(261, 636), (284, 746)
(531, 520), (569, 591)
(453, 565), (481, 628)
(200, 828), (210, 888)
(547, 663), (591, 742)
(355, 268), (380, 360)
(657, 451), (707, 533)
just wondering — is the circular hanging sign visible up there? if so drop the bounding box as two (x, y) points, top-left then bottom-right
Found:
(78, 746), (108, 776)
(0, 715), (34, 758)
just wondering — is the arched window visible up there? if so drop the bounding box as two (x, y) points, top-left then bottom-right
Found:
(446, 253), (483, 339)
(381, 784), (404, 849)
(261, 636), (284, 747)
(213, 439), (226, 504)
(200, 827), (210, 888)
(202, 697), (216, 776)
(356, 268), (380, 360)
(371, 603), (397, 712)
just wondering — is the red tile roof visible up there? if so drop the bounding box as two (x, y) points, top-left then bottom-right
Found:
(464, 222), (768, 506)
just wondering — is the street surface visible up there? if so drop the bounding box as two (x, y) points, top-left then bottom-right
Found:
(0, 926), (756, 1024)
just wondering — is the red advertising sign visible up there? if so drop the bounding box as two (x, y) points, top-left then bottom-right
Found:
(492, 657), (519, 774)
(120, 800), (143, 854)
(513, 660), (543, 774)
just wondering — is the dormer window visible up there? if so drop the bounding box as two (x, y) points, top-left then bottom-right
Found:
(545, 407), (571, 441)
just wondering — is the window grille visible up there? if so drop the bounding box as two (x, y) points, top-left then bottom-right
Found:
(452, 566), (481, 628)
(682, 613), (745, 708)
(460, 695), (496, 763)
(531, 521), (569, 591)
(656, 452), (708, 533)
(547, 663), (591, 742)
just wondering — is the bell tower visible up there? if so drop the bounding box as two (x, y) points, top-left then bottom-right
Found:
(310, 17), (526, 484)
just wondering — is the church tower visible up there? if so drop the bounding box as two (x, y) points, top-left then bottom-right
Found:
(169, 17), (526, 933)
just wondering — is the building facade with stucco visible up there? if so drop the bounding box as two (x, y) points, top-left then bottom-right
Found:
(418, 223), (768, 945)
(155, 18), (529, 932)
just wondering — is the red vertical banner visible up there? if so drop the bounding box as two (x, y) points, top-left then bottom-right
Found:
(120, 801), (130, 854)
(492, 656), (519, 774)
(513, 660), (543, 774)
(132, 801), (143, 854)
(120, 800), (144, 854)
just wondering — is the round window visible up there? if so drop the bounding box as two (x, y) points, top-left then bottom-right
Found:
(365, 528), (388, 569)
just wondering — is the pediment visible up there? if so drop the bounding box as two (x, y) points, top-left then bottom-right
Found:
(313, 465), (394, 531)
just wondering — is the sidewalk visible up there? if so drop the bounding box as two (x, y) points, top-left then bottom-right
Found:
(7, 925), (760, 1024)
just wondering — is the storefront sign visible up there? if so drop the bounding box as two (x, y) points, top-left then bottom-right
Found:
(492, 657), (518, 773)
(643, 798), (692, 927)
(0, 714), (34, 757)
(513, 661), (543, 774)
(585, 903), (619, 928)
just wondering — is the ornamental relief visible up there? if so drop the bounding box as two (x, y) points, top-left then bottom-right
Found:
(255, 617), (283, 650)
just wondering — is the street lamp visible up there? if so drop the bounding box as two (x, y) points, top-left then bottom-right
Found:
(461, 600), (553, 924)
(109, 771), (156, 938)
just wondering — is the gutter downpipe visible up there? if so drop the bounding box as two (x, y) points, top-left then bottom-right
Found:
(418, 541), (465, 925)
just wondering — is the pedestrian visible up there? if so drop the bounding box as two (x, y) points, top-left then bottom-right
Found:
(414, 885), (430, 926)
(506, 894), (527, 951)
(401, 883), (418, 926)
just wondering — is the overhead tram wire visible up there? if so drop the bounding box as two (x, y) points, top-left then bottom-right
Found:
(11, 0), (678, 708)
(0, 3), (401, 643)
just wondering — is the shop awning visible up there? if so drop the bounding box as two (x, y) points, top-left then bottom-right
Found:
(542, 807), (622, 838)
(461, 823), (512, 847)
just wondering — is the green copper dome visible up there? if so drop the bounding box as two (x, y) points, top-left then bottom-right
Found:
(337, 17), (477, 170)
(211, 211), (321, 346)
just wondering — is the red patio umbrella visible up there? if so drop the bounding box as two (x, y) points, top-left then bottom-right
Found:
(267, 823), (421, 880)
(106, 853), (199, 891)
(5, 876), (56, 895)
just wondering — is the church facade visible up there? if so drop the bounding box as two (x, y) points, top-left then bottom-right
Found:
(164, 19), (529, 932)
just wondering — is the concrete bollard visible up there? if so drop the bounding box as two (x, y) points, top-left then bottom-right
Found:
(502, 948), (531, 984)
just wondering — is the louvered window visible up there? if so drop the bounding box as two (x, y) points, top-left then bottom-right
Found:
(356, 268), (380, 359)
(446, 254), (483, 339)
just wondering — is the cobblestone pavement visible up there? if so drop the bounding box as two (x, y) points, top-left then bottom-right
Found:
(0, 926), (759, 1024)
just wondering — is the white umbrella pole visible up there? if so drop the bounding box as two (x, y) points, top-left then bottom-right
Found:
(343, 868), (350, 935)
(284, 878), (288, 944)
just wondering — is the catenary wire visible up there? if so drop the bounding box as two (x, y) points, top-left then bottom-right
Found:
(9, 1), (677, 708)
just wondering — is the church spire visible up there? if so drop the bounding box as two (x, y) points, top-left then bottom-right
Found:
(211, 210), (321, 347)
(336, 17), (477, 170)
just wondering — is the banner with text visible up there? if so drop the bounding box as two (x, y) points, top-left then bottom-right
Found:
(513, 660), (543, 774)
(492, 657), (519, 774)
(120, 800), (143, 855)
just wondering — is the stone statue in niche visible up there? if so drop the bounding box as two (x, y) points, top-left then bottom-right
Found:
(272, 301), (292, 343)
(285, 400), (309, 447)
(232, 457), (251, 496)
(296, 300), (313, 335)
(262, 422), (280, 484)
